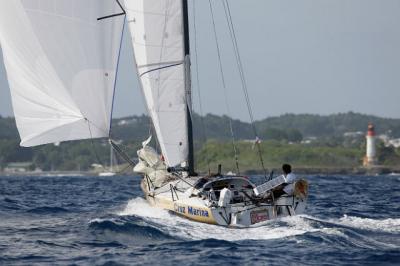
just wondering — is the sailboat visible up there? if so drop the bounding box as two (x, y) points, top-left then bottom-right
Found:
(124, 1), (309, 226)
(0, 0), (308, 227)
(99, 144), (116, 176)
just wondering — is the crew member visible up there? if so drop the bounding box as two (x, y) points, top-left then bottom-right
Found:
(273, 164), (297, 198)
(281, 164), (296, 195)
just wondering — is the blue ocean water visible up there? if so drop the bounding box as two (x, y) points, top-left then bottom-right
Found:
(0, 174), (399, 265)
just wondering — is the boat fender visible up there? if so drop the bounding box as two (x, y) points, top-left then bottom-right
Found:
(218, 188), (232, 207)
(293, 179), (309, 199)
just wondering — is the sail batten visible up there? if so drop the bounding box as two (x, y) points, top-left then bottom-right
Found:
(0, 0), (124, 146)
(137, 60), (184, 69)
(124, 0), (189, 167)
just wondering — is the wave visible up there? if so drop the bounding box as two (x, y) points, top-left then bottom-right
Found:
(1, 197), (25, 211)
(116, 198), (331, 241)
(332, 215), (400, 233)
(116, 198), (400, 243)
(302, 214), (400, 234)
(26, 206), (69, 214)
(88, 216), (177, 242)
(36, 240), (78, 249)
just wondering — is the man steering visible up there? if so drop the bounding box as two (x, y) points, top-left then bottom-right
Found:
(273, 164), (297, 198)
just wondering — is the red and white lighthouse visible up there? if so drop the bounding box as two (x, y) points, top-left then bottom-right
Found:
(363, 123), (377, 166)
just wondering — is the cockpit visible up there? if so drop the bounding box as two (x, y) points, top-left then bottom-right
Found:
(194, 176), (256, 205)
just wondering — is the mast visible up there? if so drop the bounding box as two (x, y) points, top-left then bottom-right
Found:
(183, 0), (195, 175)
(110, 145), (113, 172)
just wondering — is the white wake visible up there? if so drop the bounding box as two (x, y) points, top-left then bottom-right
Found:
(116, 198), (346, 241)
(332, 214), (400, 233)
(118, 198), (400, 241)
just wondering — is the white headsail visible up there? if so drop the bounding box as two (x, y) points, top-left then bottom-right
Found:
(0, 0), (124, 146)
(123, 0), (189, 167)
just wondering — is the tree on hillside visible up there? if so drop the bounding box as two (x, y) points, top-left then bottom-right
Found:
(376, 141), (400, 165)
(261, 128), (302, 142)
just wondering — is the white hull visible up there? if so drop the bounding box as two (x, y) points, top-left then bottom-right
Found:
(134, 137), (308, 227)
(99, 172), (116, 177)
(141, 175), (308, 227)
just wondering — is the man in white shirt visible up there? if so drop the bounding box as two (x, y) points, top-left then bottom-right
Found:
(273, 164), (297, 198)
(282, 164), (296, 195)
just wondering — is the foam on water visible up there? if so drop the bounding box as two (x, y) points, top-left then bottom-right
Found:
(117, 197), (400, 242)
(301, 214), (400, 233)
(333, 214), (400, 233)
(1, 175), (399, 264)
(117, 197), (342, 241)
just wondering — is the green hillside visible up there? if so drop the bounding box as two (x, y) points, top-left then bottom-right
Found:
(195, 140), (364, 173)
(0, 112), (399, 172)
(113, 112), (400, 142)
(255, 112), (400, 138)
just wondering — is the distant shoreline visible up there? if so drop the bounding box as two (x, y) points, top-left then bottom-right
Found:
(1, 166), (400, 177)
(243, 166), (400, 176)
(0, 171), (130, 177)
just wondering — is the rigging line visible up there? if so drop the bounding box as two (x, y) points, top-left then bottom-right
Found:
(85, 118), (106, 170)
(109, 139), (143, 174)
(223, 3), (267, 177)
(113, 145), (120, 173)
(97, 0), (126, 20)
(222, 0), (267, 177)
(115, 163), (131, 174)
(208, 0), (240, 174)
(192, 0), (211, 174)
(115, 0), (125, 13)
(109, 15), (126, 138)
(109, 139), (137, 167)
(152, 174), (195, 197)
(109, 138), (132, 153)
(222, 1), (255, 126)
(97, 12), (125, 21)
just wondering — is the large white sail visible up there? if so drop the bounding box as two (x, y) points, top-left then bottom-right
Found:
(0, 0), (124, 146)
(123, 0), (189, 167)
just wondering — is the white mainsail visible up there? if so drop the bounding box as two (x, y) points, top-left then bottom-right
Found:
(0, 0), (124, 146)
(123, 0), (189, 167)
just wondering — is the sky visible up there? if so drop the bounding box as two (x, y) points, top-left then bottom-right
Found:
(1, 0), (400, 122)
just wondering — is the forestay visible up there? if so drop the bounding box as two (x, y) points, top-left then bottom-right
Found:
(0, 0), (124, 146)
(123, 0), (189, 167)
